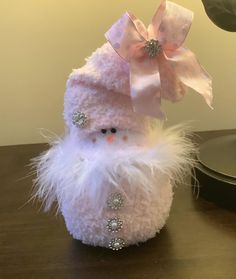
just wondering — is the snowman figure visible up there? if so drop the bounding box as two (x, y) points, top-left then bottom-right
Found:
(34, 1), (212, 250)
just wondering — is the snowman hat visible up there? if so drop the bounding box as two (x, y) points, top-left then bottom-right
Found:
(64, 0), (213, 137)
(64, 42), (151, 136)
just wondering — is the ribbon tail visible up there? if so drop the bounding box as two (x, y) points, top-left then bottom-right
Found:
(164, 47), (213, 108)
(158, 52), (187, 102)
(130, 59), (166, 119)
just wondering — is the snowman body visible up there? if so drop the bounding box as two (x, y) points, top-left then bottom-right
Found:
(35, 124), (192, 249)
(57, 134), (174, 248)
(61, 178), (173, 249)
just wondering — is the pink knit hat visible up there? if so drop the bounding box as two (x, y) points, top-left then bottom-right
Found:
(64, 0), (213, 137)
(64, 43), (151, 136)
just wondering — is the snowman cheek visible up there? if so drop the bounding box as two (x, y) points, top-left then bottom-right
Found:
(122, 135), (128, 142)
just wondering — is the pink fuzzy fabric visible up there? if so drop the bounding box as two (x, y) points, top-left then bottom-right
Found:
(61, 175), (173, 247)
(67, 43), (130, 95)
(64, 43), (151, 135)
(64, 84), (151, 136)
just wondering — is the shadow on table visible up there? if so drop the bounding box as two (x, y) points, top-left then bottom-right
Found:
(191, 190), (236, 238)
(65, 227), (174, 278)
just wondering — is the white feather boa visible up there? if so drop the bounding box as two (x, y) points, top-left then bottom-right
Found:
(32, 124), (196, 213)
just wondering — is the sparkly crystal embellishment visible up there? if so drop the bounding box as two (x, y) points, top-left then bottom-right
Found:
(107, 217), (123, 233)
(145, 39), (161, 58)
(107, 193), (124, 210)
(108, 238), (125, 250)
(72, 111), (88, 128)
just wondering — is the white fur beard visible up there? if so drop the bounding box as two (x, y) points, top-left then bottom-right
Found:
(32, 125), (196, 248)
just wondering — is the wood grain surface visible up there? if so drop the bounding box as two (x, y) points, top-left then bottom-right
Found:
(0, 130), (236, 279)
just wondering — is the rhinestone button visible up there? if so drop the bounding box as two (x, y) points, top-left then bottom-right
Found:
(145, 39), (162, 58)
(72, 111), (88, 128)
(107, 193), (124, 210)
(107, 217), (123, 233)
(108, 238), (125, 250)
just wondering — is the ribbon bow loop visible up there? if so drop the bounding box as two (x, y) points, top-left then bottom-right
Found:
(105, 0), (213, 119)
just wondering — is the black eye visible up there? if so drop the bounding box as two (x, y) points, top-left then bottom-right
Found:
(110, 128), (117, 133)
(101, 129), (107, 134)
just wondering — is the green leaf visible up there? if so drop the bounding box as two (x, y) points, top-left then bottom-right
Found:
(202, 0), (236, 32)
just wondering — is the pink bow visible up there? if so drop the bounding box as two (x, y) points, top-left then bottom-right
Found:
(105, 0), (213, 119)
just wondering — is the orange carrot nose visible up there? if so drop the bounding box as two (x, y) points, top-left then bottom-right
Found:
(106, 134), (115, 144)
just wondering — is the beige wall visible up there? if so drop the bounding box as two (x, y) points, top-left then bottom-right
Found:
(0, 0), (235, 146)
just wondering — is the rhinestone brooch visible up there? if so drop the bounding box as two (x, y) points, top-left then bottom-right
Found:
(72, 111), (88, 128)
(108, 238), (126, 251)
(107, 193), (124, 210)
(145, 39), (162, 58)
(107, 217), (123, 233)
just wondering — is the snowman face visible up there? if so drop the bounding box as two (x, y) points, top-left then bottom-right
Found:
(99, 127), (127, 145)
(87, 127), (147, 149)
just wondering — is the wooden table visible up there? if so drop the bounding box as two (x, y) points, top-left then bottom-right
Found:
(1, 130), (236, 279)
